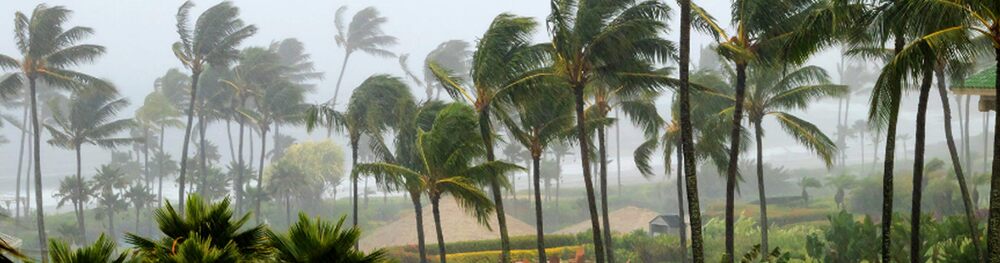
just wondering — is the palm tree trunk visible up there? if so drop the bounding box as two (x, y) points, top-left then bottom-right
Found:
(351, 138), (360, 250)
(410, 192), (428, 263)
(285, 195), (291, 227)
(178, 70), (202, 208)
(236, 114), (246, 214)
(910, 57), (934, 263)
(964, 95), (972, 178)
(199, 115), (208, 198)
(935, 66), (983, 261)
(615, 110), (622, 196)
(724, 62), (748, 262)
(678, 2), (704, 260)
(571, 86), (606, 263)
(108, 206), (115, 241)
(26, 135), (32, 218)
(330, 52), (352, 106)
(753, 120), (770, 254)
(556, 153), (561, 208)
(255, 128), (268, 224)
(675, 142), (688, 263)
(226, 119), (236, 162)
(28, 77), (49, 260)
(14, 103), (27, 220)
(158, 125), (165, 208)
(532, 151), (547, 263)
(987, 47), (1000, 262)
(144, 128), (151, 191)
(597, 126), (615, 263)
(135, 206), (140, 235)
(477, 108), (513, 262)
(431, 196), (447, 263)
(881, 35), (905, 263)
(75, 147), (87, 241)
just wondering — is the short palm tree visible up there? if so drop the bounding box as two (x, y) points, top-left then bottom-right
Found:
(429, 13), (547, 261)
(48, 234), (127, 263)
(267, 214), (387, 263)
(0, 4), (110, 254)
(126, 195), (269, 261)
(545, 1), (673, 260)
(45, 88), (135, 240)
(123, 184), (156, 235)
(356, 104), (520, 263)
(500, 85), (574, 263)
(798, 177), (823, 204)
(91, 165), (129, 239)
(719, 65), (843, 252)
(266, 160), (311, 226)
(171, 0), (256, 206)
(53, 176), (92, 241)
(330, 6), (398, 106)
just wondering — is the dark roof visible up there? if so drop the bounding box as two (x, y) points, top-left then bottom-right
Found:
(649, 214), (683, 227)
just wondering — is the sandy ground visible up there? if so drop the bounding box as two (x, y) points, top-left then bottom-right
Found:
(360, 196), (536, 250)
(554, 206), (659, 235)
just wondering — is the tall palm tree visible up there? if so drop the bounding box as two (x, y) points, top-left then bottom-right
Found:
(429, 13), (548, 261)
(330, 6), (398, 106)
(267, 214), (386, 263)
(721, 65), (843, 253)
(0, 5), (109, 256)
(90, 165), (129, 239)
(676, 0), (704, 260)
(48, 234), (127, 263)
(904, 0), (1000, 259)
(356, 104), (520, 263)
(544, 1), (673, 260)
(171, 0), (256, 206)
(126, 195), (269, 261)
(124, 184), (156, 235)
(136, 88), (183, 207)
(44, 88), (135, 241)
(500, 85), (574, 263)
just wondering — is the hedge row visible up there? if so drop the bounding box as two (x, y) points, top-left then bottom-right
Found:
(447, 246), (584, 263)
(399, 234), (583, 255)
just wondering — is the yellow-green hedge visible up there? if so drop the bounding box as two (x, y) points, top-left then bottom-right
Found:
(445, 246), (584, 263)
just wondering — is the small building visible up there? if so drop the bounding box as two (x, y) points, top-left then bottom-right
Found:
(952, 65), (997, 112)
(649, 214), (684, 236)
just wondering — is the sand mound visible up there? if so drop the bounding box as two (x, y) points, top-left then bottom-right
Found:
(360, 196), (536, 250)
(555, 206), (659, 235)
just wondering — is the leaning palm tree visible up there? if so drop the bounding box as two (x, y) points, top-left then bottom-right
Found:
(44, 88), (135, 240)
(0, 5), (110, 255)
(48, 234), (127, 263)
(720, 65), (843, 253)
(500, 85), (574, 263)
(126, 195), (269, 261)
(544, 1), (674, 261)
(171, 0), (256, 206)
(429, 13), (547, 261)
(267, 214), (386, 263)
(357, 104), (519, 263)
(330, 6), (398, 106)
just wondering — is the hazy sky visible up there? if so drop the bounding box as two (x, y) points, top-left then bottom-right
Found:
(0, 1), (985, 194)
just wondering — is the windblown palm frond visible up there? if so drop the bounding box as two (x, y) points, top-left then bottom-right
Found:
(267, 214), (387, 263)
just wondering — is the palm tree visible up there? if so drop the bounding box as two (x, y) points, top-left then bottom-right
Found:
(676, 0), (704, 260)
(330, 6), (398, 106)
(136, 88), (183, 206)
(48, 234), (127, 263)
(0, 5), (110, 255)
(266, 160), (311, 226)
(798, 177), (822, 204)
(123, 184), (156, 235)
(91, 165), (129, 239)
(150, 151), (179, 208)
(429, 13), (549, 261)
(356, 104), (520, 263)
(171, 1), (256, 206)
(53, 176), (92, 241)
(544, 1), (673, 260)
(126, 195), (269, 261)
(421, 41), (471, 99)
(716, 65), (843, 253)
(825, 174), (857, 210)
(44, 88), (135, 240)
(267, 214), (386, 263)
(500, 84), (574, 263)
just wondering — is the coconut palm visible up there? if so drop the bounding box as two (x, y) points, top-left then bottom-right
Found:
(123, 184), (156, 235)
(355, 104), (520, 263)
(266, 160), (311, 226)
(267, 214), (386, 263)
(44, 87), (134, 240)
(171, 1), (256, 206)
(91, 165), (129, 239)
(126, 195), (269, 261)
(421, 41), (471, 99)
(48, 234), (127, 263)
(0, 5), (110, 255)
(499, 84), (574, 263)
(53, 176), (92, 240)
(136, 89), (183, 206)
(798, 177), (823, 204)
(716, 65), (843, 252)
(543, 1), (673, 260)
(429, 13), (548, 261)
(330, 6), (398, 106)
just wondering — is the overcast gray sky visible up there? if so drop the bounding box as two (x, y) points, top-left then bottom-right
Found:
(0, 1), (985, 198)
